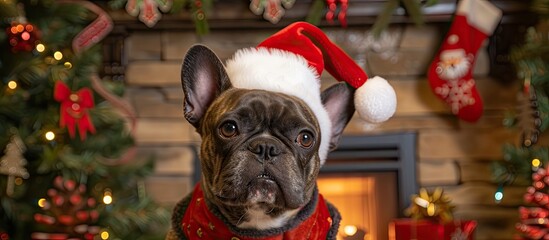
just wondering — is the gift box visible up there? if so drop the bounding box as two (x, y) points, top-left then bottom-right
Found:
(388, 219), (477, 240)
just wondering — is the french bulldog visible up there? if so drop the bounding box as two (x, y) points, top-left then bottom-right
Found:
(166, 44), (355, 240)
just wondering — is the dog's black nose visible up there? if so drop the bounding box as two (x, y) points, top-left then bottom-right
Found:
(248, 138), (281, 162)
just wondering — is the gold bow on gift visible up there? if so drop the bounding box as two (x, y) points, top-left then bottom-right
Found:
(405, 188), (455, 223)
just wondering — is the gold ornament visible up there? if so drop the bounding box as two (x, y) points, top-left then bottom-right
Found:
(405, 187), (455, 223)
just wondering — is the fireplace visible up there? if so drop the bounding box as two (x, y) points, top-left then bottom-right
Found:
(189, 132), (417, 239)
(319, 132), (418, 240)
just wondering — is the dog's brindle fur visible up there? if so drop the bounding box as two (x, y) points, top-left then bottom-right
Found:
(167, 45), (355, 239)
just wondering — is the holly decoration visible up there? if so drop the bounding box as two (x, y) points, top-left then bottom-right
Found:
(0, 134), (29, 197)
(6, 21), (40, 52)
(250, 0), (295, 24)
(405, 187), (455, 223)
(53, 81), (96, 141)
(325, 0), (348, 27)
(517, 165), (549, 239)
(32, 176), (100, 240)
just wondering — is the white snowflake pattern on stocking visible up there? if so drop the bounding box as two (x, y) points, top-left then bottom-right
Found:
(435, 79), (476, 114)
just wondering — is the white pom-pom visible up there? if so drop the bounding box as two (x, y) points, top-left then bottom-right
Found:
(354, 76), (397, 123)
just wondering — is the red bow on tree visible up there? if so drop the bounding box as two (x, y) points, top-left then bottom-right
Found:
(54, 81), (96, 140)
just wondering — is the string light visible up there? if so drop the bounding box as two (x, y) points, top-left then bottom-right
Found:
(38, 198), (46, 208)
(532, 158), (541, 169)
(64, 62), (72, 69)
(100, 230), (109, 240)
(495, 187), (504, 203)
(7, 80), (17, 89)
(45, 131), (55, 141)
(103, 189), (113, 205)
(53, 51), (63, 61)
(36, 43), (45, 52)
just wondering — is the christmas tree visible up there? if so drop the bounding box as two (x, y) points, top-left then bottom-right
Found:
(0, 1), (169, 239)
(492, 2), (549, 190)
(491, 0), (549, 239)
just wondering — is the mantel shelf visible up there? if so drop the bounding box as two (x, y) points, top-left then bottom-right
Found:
(93, 0), (535, 31)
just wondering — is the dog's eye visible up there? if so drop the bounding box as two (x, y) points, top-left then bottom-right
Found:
(296, 131), (314, 148)
(219, 122), (238, 138)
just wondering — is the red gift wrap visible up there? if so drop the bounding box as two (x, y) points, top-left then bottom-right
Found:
(388, 219), (477, 240)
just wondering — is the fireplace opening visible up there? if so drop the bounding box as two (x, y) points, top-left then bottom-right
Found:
(319, 132), (418, 240)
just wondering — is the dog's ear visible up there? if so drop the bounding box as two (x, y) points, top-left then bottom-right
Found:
(181, 45), (232, 128)
(321, 83), (355, 151)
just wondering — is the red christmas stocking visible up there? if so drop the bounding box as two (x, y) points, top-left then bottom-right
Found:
(427, 0), (502, 122)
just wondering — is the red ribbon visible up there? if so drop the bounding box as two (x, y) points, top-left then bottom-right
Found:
(54, 81), (96, 140)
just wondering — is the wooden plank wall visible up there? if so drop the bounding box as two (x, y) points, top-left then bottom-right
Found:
(124, 25), (525, 239)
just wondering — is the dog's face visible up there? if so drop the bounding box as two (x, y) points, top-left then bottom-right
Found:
(181, 45), (354, 230)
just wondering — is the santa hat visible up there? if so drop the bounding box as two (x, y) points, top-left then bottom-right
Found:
(225, 22), (397, 164)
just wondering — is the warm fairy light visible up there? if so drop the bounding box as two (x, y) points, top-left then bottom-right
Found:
(100, 231), (109, 239)
(53, 51), (63, 60)
(45, 131), (55, 141)
(343, 225), (358, 236)
(64, 62), (72, 69)
(36, 43), (45, 52)
(103, 195), (113, 204)
(38, 198), (46, 208)
(7, 80), (17, 89)
(103, 189), (113, 205)
(15, 24), (24, 32)
(532, 158), (541, 168)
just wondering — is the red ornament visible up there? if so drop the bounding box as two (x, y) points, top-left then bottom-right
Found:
(0, 232), (9, 240)
(325, 0), (348, 27)
(518, 165), (549, 239)
(6, 22), (40, 52)
(54, 81), (96, 140)
(33, 176), (100, 238)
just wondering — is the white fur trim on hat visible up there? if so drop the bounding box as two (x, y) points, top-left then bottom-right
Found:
(355, 76), (397, 123)
(225, 47), (332, 165)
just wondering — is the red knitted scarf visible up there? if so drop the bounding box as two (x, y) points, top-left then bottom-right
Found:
(179, 184), (333, 240)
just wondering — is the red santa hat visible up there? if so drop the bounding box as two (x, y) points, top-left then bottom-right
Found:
(225, 22), (397, 164)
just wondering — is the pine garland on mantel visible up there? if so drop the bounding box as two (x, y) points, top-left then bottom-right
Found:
(106, 0), (438, 36)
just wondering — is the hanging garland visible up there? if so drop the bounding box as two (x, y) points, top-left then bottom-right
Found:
(107, 0), (435, 35)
